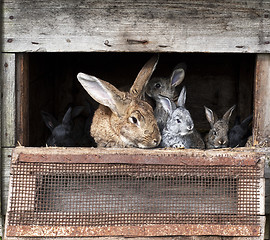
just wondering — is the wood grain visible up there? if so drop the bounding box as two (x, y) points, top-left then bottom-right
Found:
(2, 148), (13, 215)
(16, 54), (29, 146)
(2, 234), (266, 240)
(1, 54), (16, 147)
(2, 0), (270, 53)
(253, 54), (270, 146)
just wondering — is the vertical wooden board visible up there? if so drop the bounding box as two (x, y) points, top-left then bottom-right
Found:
(2, 148), (13, 215)
(254, 54), (270, 146)
(0, 3), (2, 236)
(1, 54), (16, 147)
(16, 54), (29, 146)
(1, 148), (12, 239)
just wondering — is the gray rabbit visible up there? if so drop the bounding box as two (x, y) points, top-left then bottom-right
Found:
(146, 63), (186, 131)
(159, 86), (205, 149)
(204, 105), (235, 149)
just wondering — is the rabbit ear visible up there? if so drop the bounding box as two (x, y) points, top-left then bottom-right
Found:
(41, 111), (58, 132)
(204, 106), (218, 128)
(62, 107), (73, 127)
(177, 86), (186, 107)
(223, 105), (236, 122)
(130, 54), (159, 98)
(241, 115), (253, 129)
(158, 96), (173, 115)
(171, 68), (185, 87)
(77, 73), (128, 116)
(71, 106), (84, 119)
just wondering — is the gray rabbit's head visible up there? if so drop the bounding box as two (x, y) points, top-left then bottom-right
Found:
(146, 63), (185, 100)
(204, 105), (235, 149)
(160, 86), (194, 136)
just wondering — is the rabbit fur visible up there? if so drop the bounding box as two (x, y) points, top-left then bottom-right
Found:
(41, 106), (93, 147)
(228, 115), (252, 148)
(77, 55), (161, 148)
(159, 86), (205, 149)
(204, 105), (235, 149)
(146, 63), (186, 131)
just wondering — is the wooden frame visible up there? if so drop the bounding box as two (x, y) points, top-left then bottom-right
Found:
(2, 52), (266, 239)
(2, 1), (270, 53)
(254, 54), (270, 146)
(1, 53), (16, 237)
(2, 1), (270, 239)
(2, 54), (16, 148)
(4, 147), (266, 238)
(15, 54), (29, 146)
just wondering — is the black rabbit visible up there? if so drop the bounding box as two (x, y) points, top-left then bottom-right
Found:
(41, 106), (93, 147)
(229, 115), (253, 148)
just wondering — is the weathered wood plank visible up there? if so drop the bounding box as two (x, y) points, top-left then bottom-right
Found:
(3, 0), (270, 53)
(16, 54), (29, 146)
(1, 54), (16, 147)
(4, 224), (261, 238)
(253, 54), (270, 146)
(1, 236), (267, 240)
(2, 148), (13, 215)
(10, 146), (265, 166)
(0, 7), (2, 235)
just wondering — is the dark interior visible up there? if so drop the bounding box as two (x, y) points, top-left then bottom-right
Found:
(28, 53), (255, 147)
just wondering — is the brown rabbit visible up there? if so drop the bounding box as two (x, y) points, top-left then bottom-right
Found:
(204, 105), (235, 149)
(77, 55), (161, 148)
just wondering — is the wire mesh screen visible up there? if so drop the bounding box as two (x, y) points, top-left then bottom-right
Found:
(8, 162), (260, 227)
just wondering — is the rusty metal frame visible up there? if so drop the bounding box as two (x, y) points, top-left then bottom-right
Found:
(5, 147), (265, 238)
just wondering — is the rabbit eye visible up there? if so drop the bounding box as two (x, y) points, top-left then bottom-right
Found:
(155, 83), (161, 89)
(129, 116), (138, 125)
(176, 119), (181, 123)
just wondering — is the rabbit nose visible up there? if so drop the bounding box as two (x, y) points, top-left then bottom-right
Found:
(218, 140), (227, 145)
(153, 136), (161, 145)
(187, 125), (194, 131)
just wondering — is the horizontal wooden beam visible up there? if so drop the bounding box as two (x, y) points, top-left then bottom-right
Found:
(6, 224), (260, 237)
(3, 0), (270, 53)
(11, 146), (265, 166)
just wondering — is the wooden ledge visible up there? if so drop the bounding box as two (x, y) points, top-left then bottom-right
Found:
(11, 146), (267, 166)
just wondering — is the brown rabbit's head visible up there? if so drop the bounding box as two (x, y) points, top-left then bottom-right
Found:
(204, 105), (235, 149)
(77, 55), (161, 148)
